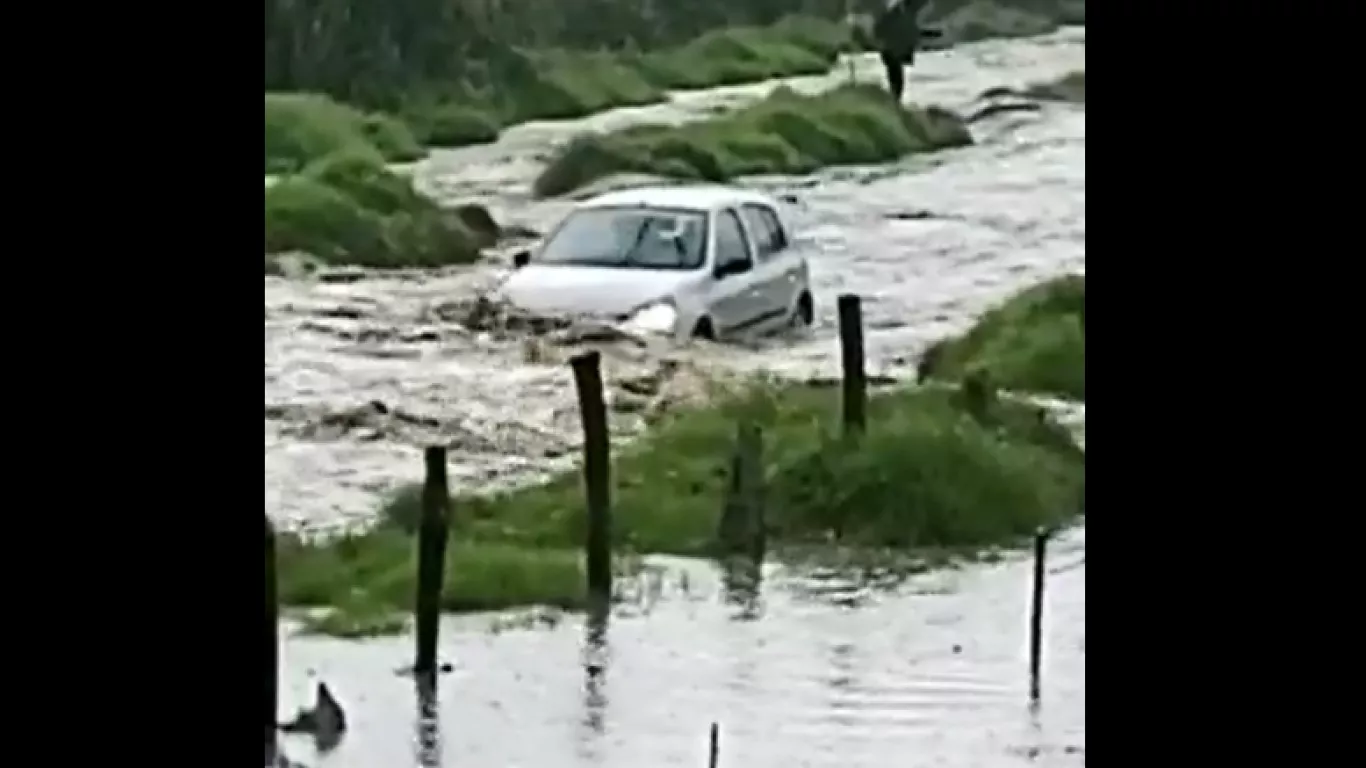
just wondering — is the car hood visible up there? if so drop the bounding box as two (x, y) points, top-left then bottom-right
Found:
(497, 265), (692, 317)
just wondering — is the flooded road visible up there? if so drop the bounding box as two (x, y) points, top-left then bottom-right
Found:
(265, 27), (1085, 531)
(279, 528), (1085, 768)
(267, 27), (1085, 768)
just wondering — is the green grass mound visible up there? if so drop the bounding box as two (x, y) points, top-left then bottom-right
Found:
(280, 378), (1082, 634)
(401, 99), (504, 148)
(635, 17), (846, 89)
(264, 152), (482, 269)
(265, 93), (425, 175)
(277, 533), (590, 637)
(533, 83), (972, 198)
(436, 381), (1082, 554)
(386, 18), (854, 152)
(919, 275), (1085, 401)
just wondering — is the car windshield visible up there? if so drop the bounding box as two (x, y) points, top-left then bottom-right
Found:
(534, 206), (709, 270)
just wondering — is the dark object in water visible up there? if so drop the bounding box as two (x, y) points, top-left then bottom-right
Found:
(279, 682), (347, 751)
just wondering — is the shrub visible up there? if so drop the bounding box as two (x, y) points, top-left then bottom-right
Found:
(264, 93), (423, 174)
(265, 153), (483, 269)
(533, 83), (972, 198)
(437, 381), (1083, 554)
(918, 275), (1085, 401)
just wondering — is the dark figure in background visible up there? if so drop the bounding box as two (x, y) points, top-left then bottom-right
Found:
(873, 0), (928, 102)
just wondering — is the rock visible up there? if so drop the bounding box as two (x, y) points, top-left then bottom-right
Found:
(446, 203), (501, 249)
(1025, 70), (1085, 103)
(265, 251), (327, 279)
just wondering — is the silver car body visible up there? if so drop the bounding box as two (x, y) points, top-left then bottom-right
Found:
(496, 185), (813, 342)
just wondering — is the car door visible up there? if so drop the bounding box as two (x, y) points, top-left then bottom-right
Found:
(707, 207), (765, 336)
(738, 202), (800, 321)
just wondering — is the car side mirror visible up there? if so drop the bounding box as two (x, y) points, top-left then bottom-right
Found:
(713, 258), (751, 279)
(511, 249), (531, 269)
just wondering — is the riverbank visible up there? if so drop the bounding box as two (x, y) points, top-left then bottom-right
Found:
(275, 277), (1085, 635)
(917, 274), (1085, 401)
(265, 2), (1087, 173)
(264, 154), (490, 272)
(264, 17), (850, 173)
(265, 82), (973, 268)
(533, 83), (972, 198)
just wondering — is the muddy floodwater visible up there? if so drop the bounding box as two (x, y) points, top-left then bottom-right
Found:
(266, 27), (1085, 768)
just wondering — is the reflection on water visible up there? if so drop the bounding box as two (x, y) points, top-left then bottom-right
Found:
(414, 678), (441, 768)
(275, 528), (1085, 767)
(578, 605), (611, 761)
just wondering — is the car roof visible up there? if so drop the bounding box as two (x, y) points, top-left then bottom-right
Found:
(575, 184), (777, 213)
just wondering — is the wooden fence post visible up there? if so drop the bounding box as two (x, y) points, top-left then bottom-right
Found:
(571, 351), (613, 604)
(837, 294), (867, 436)
(414, 446), (450, 681)
(1029, 528), (1048, 704)
(708, 722), (720, 768)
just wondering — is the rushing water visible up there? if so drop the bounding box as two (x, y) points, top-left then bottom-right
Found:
(266, 27), (1085, 768)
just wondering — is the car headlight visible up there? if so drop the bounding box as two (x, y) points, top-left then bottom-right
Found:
(621, 301), (678, 335)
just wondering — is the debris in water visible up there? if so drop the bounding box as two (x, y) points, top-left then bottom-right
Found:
(279, 681), (347, 752)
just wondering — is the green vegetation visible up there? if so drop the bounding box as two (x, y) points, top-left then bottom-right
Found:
(918, 274), (1085, 401)
(445, 383), (1083, 553)
(264, 153), (484, 269)
(265, 93), (425, 175)
(279, 534), (592, 637)
(276, 277), (1086, 634)
(533, 83), (972, 198)
(264, 17), (853, 172)
(265, 0), (1086, 171)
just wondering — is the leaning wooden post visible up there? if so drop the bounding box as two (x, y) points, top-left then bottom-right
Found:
(1028, 528), (1048, 704)
(570, 351), (613, 604)
(837, 294), (867, 436)
(264, 515), (279, 766)
(414, 446), (451, 681)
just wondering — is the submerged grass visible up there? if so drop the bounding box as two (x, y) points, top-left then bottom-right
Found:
(441, 382), (1083, 553)
(533, 83), (972, 198)
(279, 535), (600, 638)
(919, 274), (1085, 401)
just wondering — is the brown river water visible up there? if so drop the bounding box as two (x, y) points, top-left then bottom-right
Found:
(266, 27), (1085, 768)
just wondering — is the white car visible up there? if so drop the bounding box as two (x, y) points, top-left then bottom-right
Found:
(497, 185), (814, 342)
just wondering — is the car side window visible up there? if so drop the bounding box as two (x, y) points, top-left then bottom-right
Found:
(740, 203), (789, 260)
(714, 209), (753, 267)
